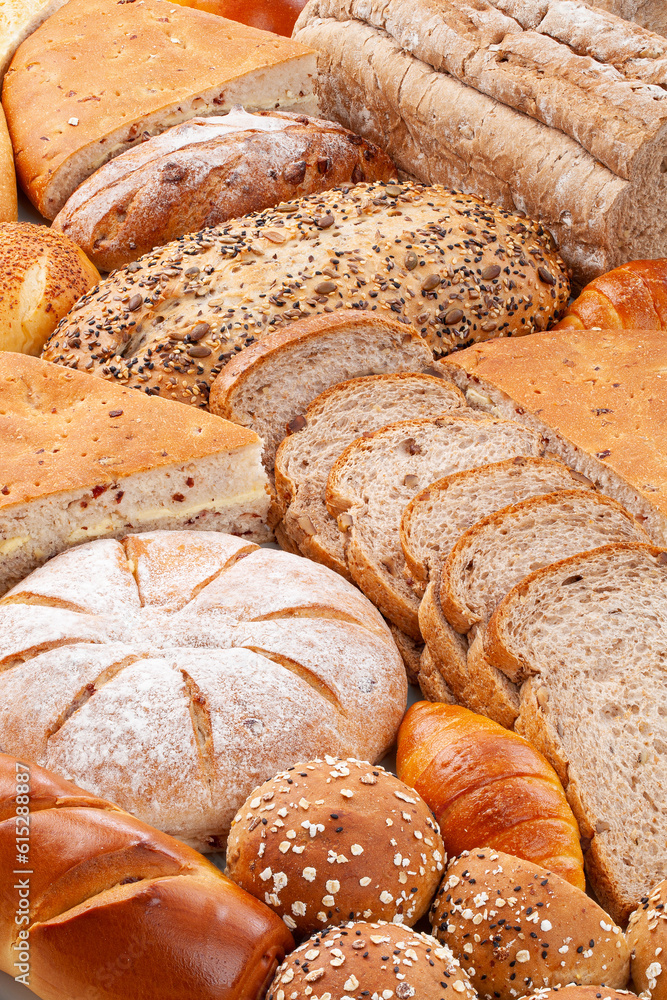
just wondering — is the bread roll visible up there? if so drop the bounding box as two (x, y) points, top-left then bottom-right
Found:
(0, 223), (99, 354)
(397, 702), (585, 889)
(225, 757), (445, 938)
(628, 879), (667, 1000)
(266, 920), (477, 1000)
(0, 107), (16, 223)
(0, 751), (293, 1000)
(431, 849), (630, 1000)
(521, 989), (637, 1000)
(553, 260), (667, 331)
(152, 0), (309, 38)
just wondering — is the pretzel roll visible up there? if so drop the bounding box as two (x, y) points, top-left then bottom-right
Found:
(396, 702), (585, 890)
(0, 753), (293, 1000)
(225, 757), (445, 938)
(553, 259), (667, 330)
(628, 878), (667, 1000)
(430, 849), (630, 1000)
(266, 920), (477, 1000)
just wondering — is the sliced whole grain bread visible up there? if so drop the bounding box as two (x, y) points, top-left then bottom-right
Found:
(274, 373), (464, 578)
(483, 542), (667, 922)
(400, 457), (595, 597)
(209, 312), (436, 476)
(387, 622), (424, 687)
(325, 413), (546, 638)
(417, 644), (457, 705)
(440, 490), (651, 633)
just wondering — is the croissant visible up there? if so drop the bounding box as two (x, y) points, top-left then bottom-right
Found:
(553, 258), (667, 329)
(396, 701), (585, 890)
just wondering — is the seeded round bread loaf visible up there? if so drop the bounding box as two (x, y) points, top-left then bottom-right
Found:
(430, 849), (630, 1000)
(522, 989), (638, 1000)
(627, 878), (667, 1000)
(225, 757), (445, 938)
(41, 180), (570, 408)
(266, 920), (477, 1000)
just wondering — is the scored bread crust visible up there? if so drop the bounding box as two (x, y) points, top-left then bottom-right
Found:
(52, 111), (396, 271)
(41, 180), (570, 408)
(210, 312), (434, 475)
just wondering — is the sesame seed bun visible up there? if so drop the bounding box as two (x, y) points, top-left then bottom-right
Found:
(225, 757), (445, 938)
(627, 878), (667, 1000)
(521, 988), (637, 1000)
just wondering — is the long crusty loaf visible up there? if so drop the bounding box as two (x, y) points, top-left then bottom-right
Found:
(52, 110), (395, 271)
(0, 355), (270, 594)
(2, 0), (318, 219)
(441, 328), (667, 543)
(295, 0), (667, 284)
(484, 542), (667, 922)
(440, 490), (651, 632)
(326, 413), (546, 638)
(210, 312), (434, 476)
(400, 457), (594, 597)
(274, 373), (465, 578)
(41, 180), (570, 407)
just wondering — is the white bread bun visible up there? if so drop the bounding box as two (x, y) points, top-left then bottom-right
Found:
(0, 223), (99, 354)
(430, 849), (630, 1000)
(0, 107), (16, 223)
(225, 757), (445, 938)
(628, 879), (667, 1000)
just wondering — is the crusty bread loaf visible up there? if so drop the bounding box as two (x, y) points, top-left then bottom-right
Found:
(0, 223), (99, 355)
(274, 373), (464, 578)
(2, 0), (318, 219)
(295, 0), (667, 285)
(431, 849), (630, 1000)
(585, 0), (667, 35)
(554, 259), (667, 331)
(0, 355), (270, 593)
(226, 757), (445, 936)
(627, 878), (667, 1000)
(0, 530), (407, 851)
(400, 457), (594, 597)
(41, 180), (570, 407)
(441, 329), (667, 544)
(0, 752), (293, 1000)
(0, 106), (16, 223)
(52, 110), (395, 271)
(326, 413), (546, 638)
(485, 543), (667, 921)
(210, 312), (434, 476)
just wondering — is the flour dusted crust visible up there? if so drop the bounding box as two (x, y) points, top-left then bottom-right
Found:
(0, 531), (407, 851)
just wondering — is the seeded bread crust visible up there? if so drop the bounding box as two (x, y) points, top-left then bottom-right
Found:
(627, 878), (667, 1000)
(41, 181), (569, 408)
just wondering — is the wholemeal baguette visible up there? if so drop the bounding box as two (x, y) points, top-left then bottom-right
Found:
(554, 259), (667, 330)
(274, 372), (464, 578)
(2, 0), (318, 219)
(52, 110), (395, 271)
(485, 543), (667, 922)
(41, 180), (570, 407)
(441, 328), (667, 544)
(400, 457), (594, 597)
(326, 414), (546, 638)
(210, 311), (434, 476)
(0, 354), (270, 594)
(0, 752), (293, 1000)
(295, 0), (667, 284)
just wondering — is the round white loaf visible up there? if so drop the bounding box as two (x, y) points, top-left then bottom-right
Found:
(0, 530), (407, 851)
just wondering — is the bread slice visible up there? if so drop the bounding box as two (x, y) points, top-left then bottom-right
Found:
(484, 543), (667, 922)
(400, 457), (595, 597)
(0, 355), (269, 594)
(210, 312), (435, 477)
(441, 329), (667, 543)
(326, 413), (546, 638)
(440, 490), (651, 633)
(386, 622), (424, 687)
(417, 644), (457, 705)
(2, 0), (317, 218)
(274, 373), (464, 578)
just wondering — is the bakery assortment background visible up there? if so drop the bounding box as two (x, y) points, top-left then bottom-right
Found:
(0, 0), (666, 999)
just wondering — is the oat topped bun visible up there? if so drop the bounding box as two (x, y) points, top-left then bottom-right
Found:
(225, 757), (445, 938)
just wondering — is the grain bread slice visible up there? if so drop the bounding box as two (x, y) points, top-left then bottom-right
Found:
(0, 355), (270, 594)
(483, 543), (667, 922)
(400, 457), (594, 597)
(387, 623), (424, 687)
(440, 490), (651, 633)
(441, 328), (667, 544)
(2, 0), (318, 219)
(326, 413), (546, 639)
(417, 644), (457, 705)
(274, 373), (465, 578)
(210, 312), (435, 476)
